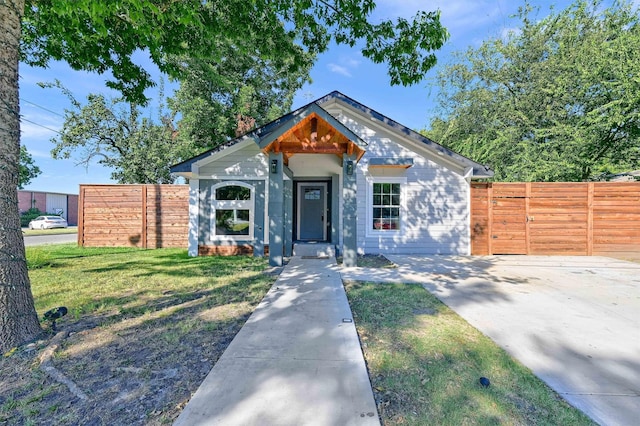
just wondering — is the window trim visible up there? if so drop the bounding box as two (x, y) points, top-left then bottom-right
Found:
(366, 176), (407, 238)
(210, 181), (255, 241)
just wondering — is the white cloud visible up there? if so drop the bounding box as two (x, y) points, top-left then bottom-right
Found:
(375, 0), (516, 42)
(327, 63), (352, 77)
(344, 57), (362, 68)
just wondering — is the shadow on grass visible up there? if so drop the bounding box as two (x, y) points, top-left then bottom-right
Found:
(26, 245), (144, 269)
(345, 281), (594, 426)
(7, 248), (277, 425)
(35, 253), (272, 332)
(79, 251), (266, 279)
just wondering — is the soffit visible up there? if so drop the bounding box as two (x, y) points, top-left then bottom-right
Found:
(261, 112), (365, 165)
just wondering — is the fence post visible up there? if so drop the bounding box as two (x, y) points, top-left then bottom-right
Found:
(142, 185), (148, 249)
(587, 182), (594, 256)
(525, 182), (531, 255)
(77, 186), (85, 247)
(487, 183), (493, 255)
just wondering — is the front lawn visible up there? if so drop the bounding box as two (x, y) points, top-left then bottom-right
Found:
(1, 246), (595, 425)
(1, 245), (274, 425)
(345, 281), (595, 425)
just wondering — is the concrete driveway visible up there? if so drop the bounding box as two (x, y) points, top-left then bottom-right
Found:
(341, 255), (640, 426)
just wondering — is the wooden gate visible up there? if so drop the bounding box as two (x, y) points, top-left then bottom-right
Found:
(471, 182), (640, 257)
(490, 183), (527, 254)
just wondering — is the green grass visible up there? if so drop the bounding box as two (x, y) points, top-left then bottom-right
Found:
(0, 244), (275, 425)
(345, 281), (595, 426)
(26, 244), (271, 320)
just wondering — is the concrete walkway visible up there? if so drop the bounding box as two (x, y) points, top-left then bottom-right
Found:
(342, 255), (640, 426)
(175, 257), (379, 426)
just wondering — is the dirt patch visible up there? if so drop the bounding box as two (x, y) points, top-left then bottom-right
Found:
(337, 254), (397, 268)
(0, 291), (270, 424)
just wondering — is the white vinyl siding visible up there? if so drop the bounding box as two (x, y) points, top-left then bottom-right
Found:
(199, 143), (268, 178)
(332, 109), (471, 255)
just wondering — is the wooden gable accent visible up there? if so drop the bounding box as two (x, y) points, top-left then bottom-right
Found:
(262, 112), (365, 164)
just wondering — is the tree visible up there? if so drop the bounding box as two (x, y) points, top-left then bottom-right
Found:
(47, 81), (180, 184)
(1, 0), (43, 352)
(50, 45), (312, 183)
(425, 0), (640, 181)
(167, 45), (314, 152)
(19, 146), (41, 189)
(2, 0), (448, 352)
(54, 94), (177, 184)
(21, 1), (449, 105)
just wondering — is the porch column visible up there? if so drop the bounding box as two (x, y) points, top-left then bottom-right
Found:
(188, 166), (200, 257)
(342, 154), (357, 267)
(187, 179), (200, 257)
(252, 179), (265, 258)
(268, 152), (284, 266)
(283, 178), (293, 257)
(331, 174), (340, 245)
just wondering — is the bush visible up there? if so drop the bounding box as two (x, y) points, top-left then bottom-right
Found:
(21, 208), (43, 227)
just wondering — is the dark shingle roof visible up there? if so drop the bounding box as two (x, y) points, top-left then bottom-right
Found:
(171, 91), (493, 178)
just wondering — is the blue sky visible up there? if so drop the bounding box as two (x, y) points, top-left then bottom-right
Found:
(19, 0), (623, 194)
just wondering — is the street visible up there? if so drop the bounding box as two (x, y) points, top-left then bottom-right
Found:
(23, 233), (77, 246)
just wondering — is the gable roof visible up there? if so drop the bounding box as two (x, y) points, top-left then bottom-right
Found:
(171, 91), (493, 178)
(170, 94), (361, 174)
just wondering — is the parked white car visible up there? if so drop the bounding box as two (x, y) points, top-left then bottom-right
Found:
(28, 216), (68, 230)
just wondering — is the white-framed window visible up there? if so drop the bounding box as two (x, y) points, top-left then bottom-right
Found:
(366, 177), (406, 236)
(211, 181), (254, 240)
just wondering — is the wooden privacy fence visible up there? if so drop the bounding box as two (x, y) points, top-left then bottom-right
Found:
(78, 184), (189, 248)
(471, 182), (640, 256)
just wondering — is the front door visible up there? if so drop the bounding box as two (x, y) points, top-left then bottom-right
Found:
(297, 182), (327, 241)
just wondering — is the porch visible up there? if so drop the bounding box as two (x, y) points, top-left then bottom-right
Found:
(260, 108), (366, 267)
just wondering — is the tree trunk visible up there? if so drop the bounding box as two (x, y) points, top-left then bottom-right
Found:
(0, 0), (43, 353)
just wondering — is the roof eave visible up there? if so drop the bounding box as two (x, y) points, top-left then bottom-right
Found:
(318, 91), (494, 178)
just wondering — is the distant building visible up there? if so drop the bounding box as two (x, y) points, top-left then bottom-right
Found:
(18, 190), (79, 226)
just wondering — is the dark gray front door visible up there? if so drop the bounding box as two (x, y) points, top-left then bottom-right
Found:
(297, 182), (327, 241)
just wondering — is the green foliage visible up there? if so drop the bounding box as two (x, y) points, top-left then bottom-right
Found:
(46, 80), (181, 184)
(167, 45), (313, 151)
(18, 146), (41, 189)
(20, 208), (43, 228)
(21, 1), (449, 105)
(48, 51), (311, 183)
(425, 0), (640, 182)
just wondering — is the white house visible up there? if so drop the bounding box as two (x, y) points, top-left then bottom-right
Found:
(171, 92), (493, 267)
